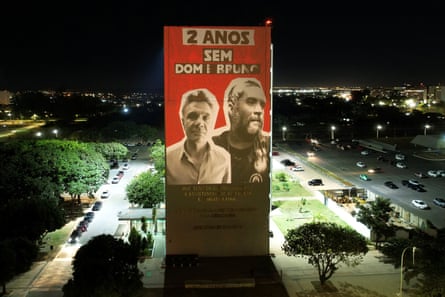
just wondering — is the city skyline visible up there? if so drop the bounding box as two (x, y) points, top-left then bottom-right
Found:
(1, 2), (444, 92)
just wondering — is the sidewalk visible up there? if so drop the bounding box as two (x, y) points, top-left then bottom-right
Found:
(268, 219), (410, 297)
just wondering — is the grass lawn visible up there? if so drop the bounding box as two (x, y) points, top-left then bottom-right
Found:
(271, 198), (350, 235)
(271, 170), (313, 197)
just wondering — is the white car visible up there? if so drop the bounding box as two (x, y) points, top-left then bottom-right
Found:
(395, 153), (405, 160)
(411, 199), (429, 209)
(428, 170), (439, 177)
(100, 189), (110, 198)
(291, 165), (304, 171)
(356, 161), (366, 168)
(360, 150), (369, 155)
(396, 162), (407, 169)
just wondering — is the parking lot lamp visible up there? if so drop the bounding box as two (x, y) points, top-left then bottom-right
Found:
(376, 125), (382, 139)
(330, 126), (336, 140)
(424, 124), (430, 136)
(398, 246), (416, 296)
(282, 126), (287, 141)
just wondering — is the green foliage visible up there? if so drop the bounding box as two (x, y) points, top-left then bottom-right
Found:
(93, 142), (128, 161)
(63, 235), (142, 297)
(140, 216), (148, 233)
(149, 139), (165, 174)
(271, 171), (312, 197)
(126, 171), (164, 208)
(275, 172), (287, 182)
(282, 222), (368, 285)
(380, 232), (445, 296)
(0, 236), (38, 294)
(356, 197), (395, 246)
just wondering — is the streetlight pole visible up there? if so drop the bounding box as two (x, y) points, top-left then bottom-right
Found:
(330, 126), (336, 141)
(282, 126), (287, 141)
(376, 125), (382, 139)
(398, 246), (416, 297)
(424, 124), (430, 136)
(53, 129), (58, 138)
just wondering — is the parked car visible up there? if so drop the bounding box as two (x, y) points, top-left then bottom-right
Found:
(414, 172), (427, 178)
(396, 162), (407, 169)
(395, 153), (406, 161)
(92, 201), (102, 211)
(100, 189), (110, 198)
(408, 179), (421, 186)
(377, 155), (389, 162)
(427, 170), (440, 177)
(280, 159), (296, 166)
(68, 229), (81, 244)
(411, 199), (429, 209)
(356, 161), (366, 168)
(384, 181), (398, 189)
(122, 163), (129, 170)
(291, 165), (304, 171)
(433, 198), (445, 208)
(111, 176), (120, 184)
(84, 211), (95, 222)
(360, 150), (369, 155)
(308, 178), (323, 186)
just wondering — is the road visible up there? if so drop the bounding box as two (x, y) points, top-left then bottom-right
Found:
(278, 140), (445, 229)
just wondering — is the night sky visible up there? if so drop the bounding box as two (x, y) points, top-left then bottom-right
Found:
(1, 2), (444, 92)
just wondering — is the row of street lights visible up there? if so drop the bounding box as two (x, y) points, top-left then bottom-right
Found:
(281, 124), (432, 142)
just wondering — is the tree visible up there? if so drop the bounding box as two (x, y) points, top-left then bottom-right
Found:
(148, 139), (165, 174)
(380, 231), (445, 297)
(63, 235), (142, 297)
(282, 222), (368, 286)
(126, 171), (164, 233)
(126, 171), (164, 208)
(356, 197), (395, 247)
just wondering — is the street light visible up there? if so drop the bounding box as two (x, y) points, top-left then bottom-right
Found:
(330, 126), (336, 140)
(53, 129), (58, 138)
(282, 126), (287, 141)
(398, 246), (416, 297)
(376, 125), (382, 139)
(424, 124), (430, 136)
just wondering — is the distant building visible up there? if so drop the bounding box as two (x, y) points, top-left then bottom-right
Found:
(428, 85), (445, 103)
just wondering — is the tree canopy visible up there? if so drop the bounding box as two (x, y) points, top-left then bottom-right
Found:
(282, 222), (368, 285)
(356, 197), (395, 247)
(126, 171), (164, 208)
(62, 235), (142, 297)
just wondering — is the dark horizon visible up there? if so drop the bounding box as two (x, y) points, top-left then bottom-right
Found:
(1, 3), (444, 92)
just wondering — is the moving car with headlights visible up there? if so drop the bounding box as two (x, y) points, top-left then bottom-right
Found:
(359, 174), (370, 181)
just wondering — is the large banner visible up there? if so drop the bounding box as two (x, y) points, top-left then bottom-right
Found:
(164, 26), (271, 257)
